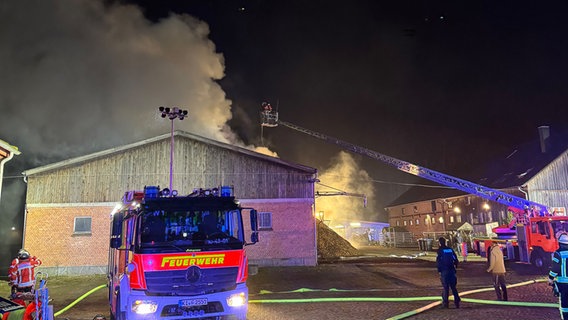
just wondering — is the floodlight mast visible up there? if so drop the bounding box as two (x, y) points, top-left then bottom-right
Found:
(158, 106), (188, 191)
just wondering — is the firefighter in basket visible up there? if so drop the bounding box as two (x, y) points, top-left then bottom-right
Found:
(8, 249), (42, 297)
(549, 232), (568, 319)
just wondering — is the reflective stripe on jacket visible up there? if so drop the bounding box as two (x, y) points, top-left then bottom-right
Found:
(550, 250), (568, 284)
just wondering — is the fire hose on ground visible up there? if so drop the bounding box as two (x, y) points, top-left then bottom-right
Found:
(20, 278), (554, 319)
(248, 278), (557, 320)
(52, 284), (107, 317)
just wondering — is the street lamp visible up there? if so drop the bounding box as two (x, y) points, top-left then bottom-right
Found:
(158, 106), (188, 191)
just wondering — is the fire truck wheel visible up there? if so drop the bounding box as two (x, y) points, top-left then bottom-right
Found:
(530, 248), (550, 273)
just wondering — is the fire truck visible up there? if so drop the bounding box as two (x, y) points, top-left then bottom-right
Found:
(474, 212), (568, 271)
(260, 104), (568, 270)
(108, 185), (259, 320)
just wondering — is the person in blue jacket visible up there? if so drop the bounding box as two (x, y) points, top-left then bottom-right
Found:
(549, 232), (568, 319)
(437, 237), (461, 308)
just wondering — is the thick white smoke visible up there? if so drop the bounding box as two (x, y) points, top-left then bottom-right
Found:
(0, 0), (274, 167)
(316, 151), (376, 224)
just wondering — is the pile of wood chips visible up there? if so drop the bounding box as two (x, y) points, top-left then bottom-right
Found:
(317, 221), (360, 259)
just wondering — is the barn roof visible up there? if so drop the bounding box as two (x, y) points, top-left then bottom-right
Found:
(23, 130), (316, 176)
(0, 138), (21, 157)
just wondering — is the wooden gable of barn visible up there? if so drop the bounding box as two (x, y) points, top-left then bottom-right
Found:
(24, 131), (317, 204)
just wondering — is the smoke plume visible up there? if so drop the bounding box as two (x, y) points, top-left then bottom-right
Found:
(316, 151), (376, 225)
(0, 0), (273, 168)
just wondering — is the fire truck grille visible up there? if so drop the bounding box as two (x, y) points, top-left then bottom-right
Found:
(160, 301), (223, 317)
(144, 267), (239, 295)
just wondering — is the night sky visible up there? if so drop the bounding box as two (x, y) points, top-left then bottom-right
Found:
(1, 0), (568, 259)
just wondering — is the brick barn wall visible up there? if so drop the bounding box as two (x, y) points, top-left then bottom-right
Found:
(24, 205), (113, 274)
(24, 198), (316, 274)
(241, 199), (317, 266)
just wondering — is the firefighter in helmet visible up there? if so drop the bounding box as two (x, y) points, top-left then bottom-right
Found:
(549, 232), (568, 319)
(8, 249), (42, 295)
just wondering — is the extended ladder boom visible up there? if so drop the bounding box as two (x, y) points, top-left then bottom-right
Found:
(272, 117), (548, 213)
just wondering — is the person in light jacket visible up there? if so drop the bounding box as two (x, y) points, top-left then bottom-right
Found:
(487, 242), (508, 301)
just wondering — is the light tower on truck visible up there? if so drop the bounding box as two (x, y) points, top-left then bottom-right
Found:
(158, 106), (188, 191)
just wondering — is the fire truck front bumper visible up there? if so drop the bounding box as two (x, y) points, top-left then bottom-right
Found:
(125, 283), (248, 320)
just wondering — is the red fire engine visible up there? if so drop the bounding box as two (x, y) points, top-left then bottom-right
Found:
(474, 209), (568, 271)
(108, 185), (258, 320)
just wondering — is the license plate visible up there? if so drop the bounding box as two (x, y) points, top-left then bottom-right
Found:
(179, 298), (208, 307)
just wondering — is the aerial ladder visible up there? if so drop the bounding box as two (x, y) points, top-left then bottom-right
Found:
(259, 104), (549, 214)
(261, 105), (568, 269)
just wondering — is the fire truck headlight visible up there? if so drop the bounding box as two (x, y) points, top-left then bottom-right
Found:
(132, 300), (158, 314)
(227, 293), (246, 307)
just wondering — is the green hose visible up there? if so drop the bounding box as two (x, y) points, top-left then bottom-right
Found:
(50, 278), (555, 319)
(53, 284), (107, 317)
(249, 278), (558, 320)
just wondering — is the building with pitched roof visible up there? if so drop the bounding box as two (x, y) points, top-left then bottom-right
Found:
(0, 139), (20, 203)
(385, 126), (568, 240)
(22, 131), (318, 275)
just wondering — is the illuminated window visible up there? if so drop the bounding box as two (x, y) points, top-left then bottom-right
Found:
(259, 212), (273, 230)
(431, 217), (436, 224)
(439, 217), (444, 223)
(404, 220), (407, 226)
(409, 220), (413, 226)
(416, 219), (420, 225)
(450, 216), (455, 223)
(425, 218), (429, 224)
(396, 220), (400, 226)
(457, 215), (462, 223)
(74, 217), (92, 234)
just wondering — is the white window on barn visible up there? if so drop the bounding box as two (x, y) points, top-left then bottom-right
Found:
(258, 212), (273, 230)
(74, 216), (92, 234)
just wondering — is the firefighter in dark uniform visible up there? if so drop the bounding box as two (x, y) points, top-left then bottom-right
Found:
(549, 232), (568, 319)
(437, 237), (461, 308)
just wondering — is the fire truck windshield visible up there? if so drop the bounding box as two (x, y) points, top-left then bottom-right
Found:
(551, 220), (568, 238)
(137, 208), (245, 252)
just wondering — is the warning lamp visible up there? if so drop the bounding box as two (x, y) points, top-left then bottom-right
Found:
(144, 186), (159, 199)
(221, 186), (233, 197)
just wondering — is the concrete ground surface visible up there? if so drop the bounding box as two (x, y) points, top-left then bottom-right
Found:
(247, 246), (559, 320)
(0, 247), (560, 320)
